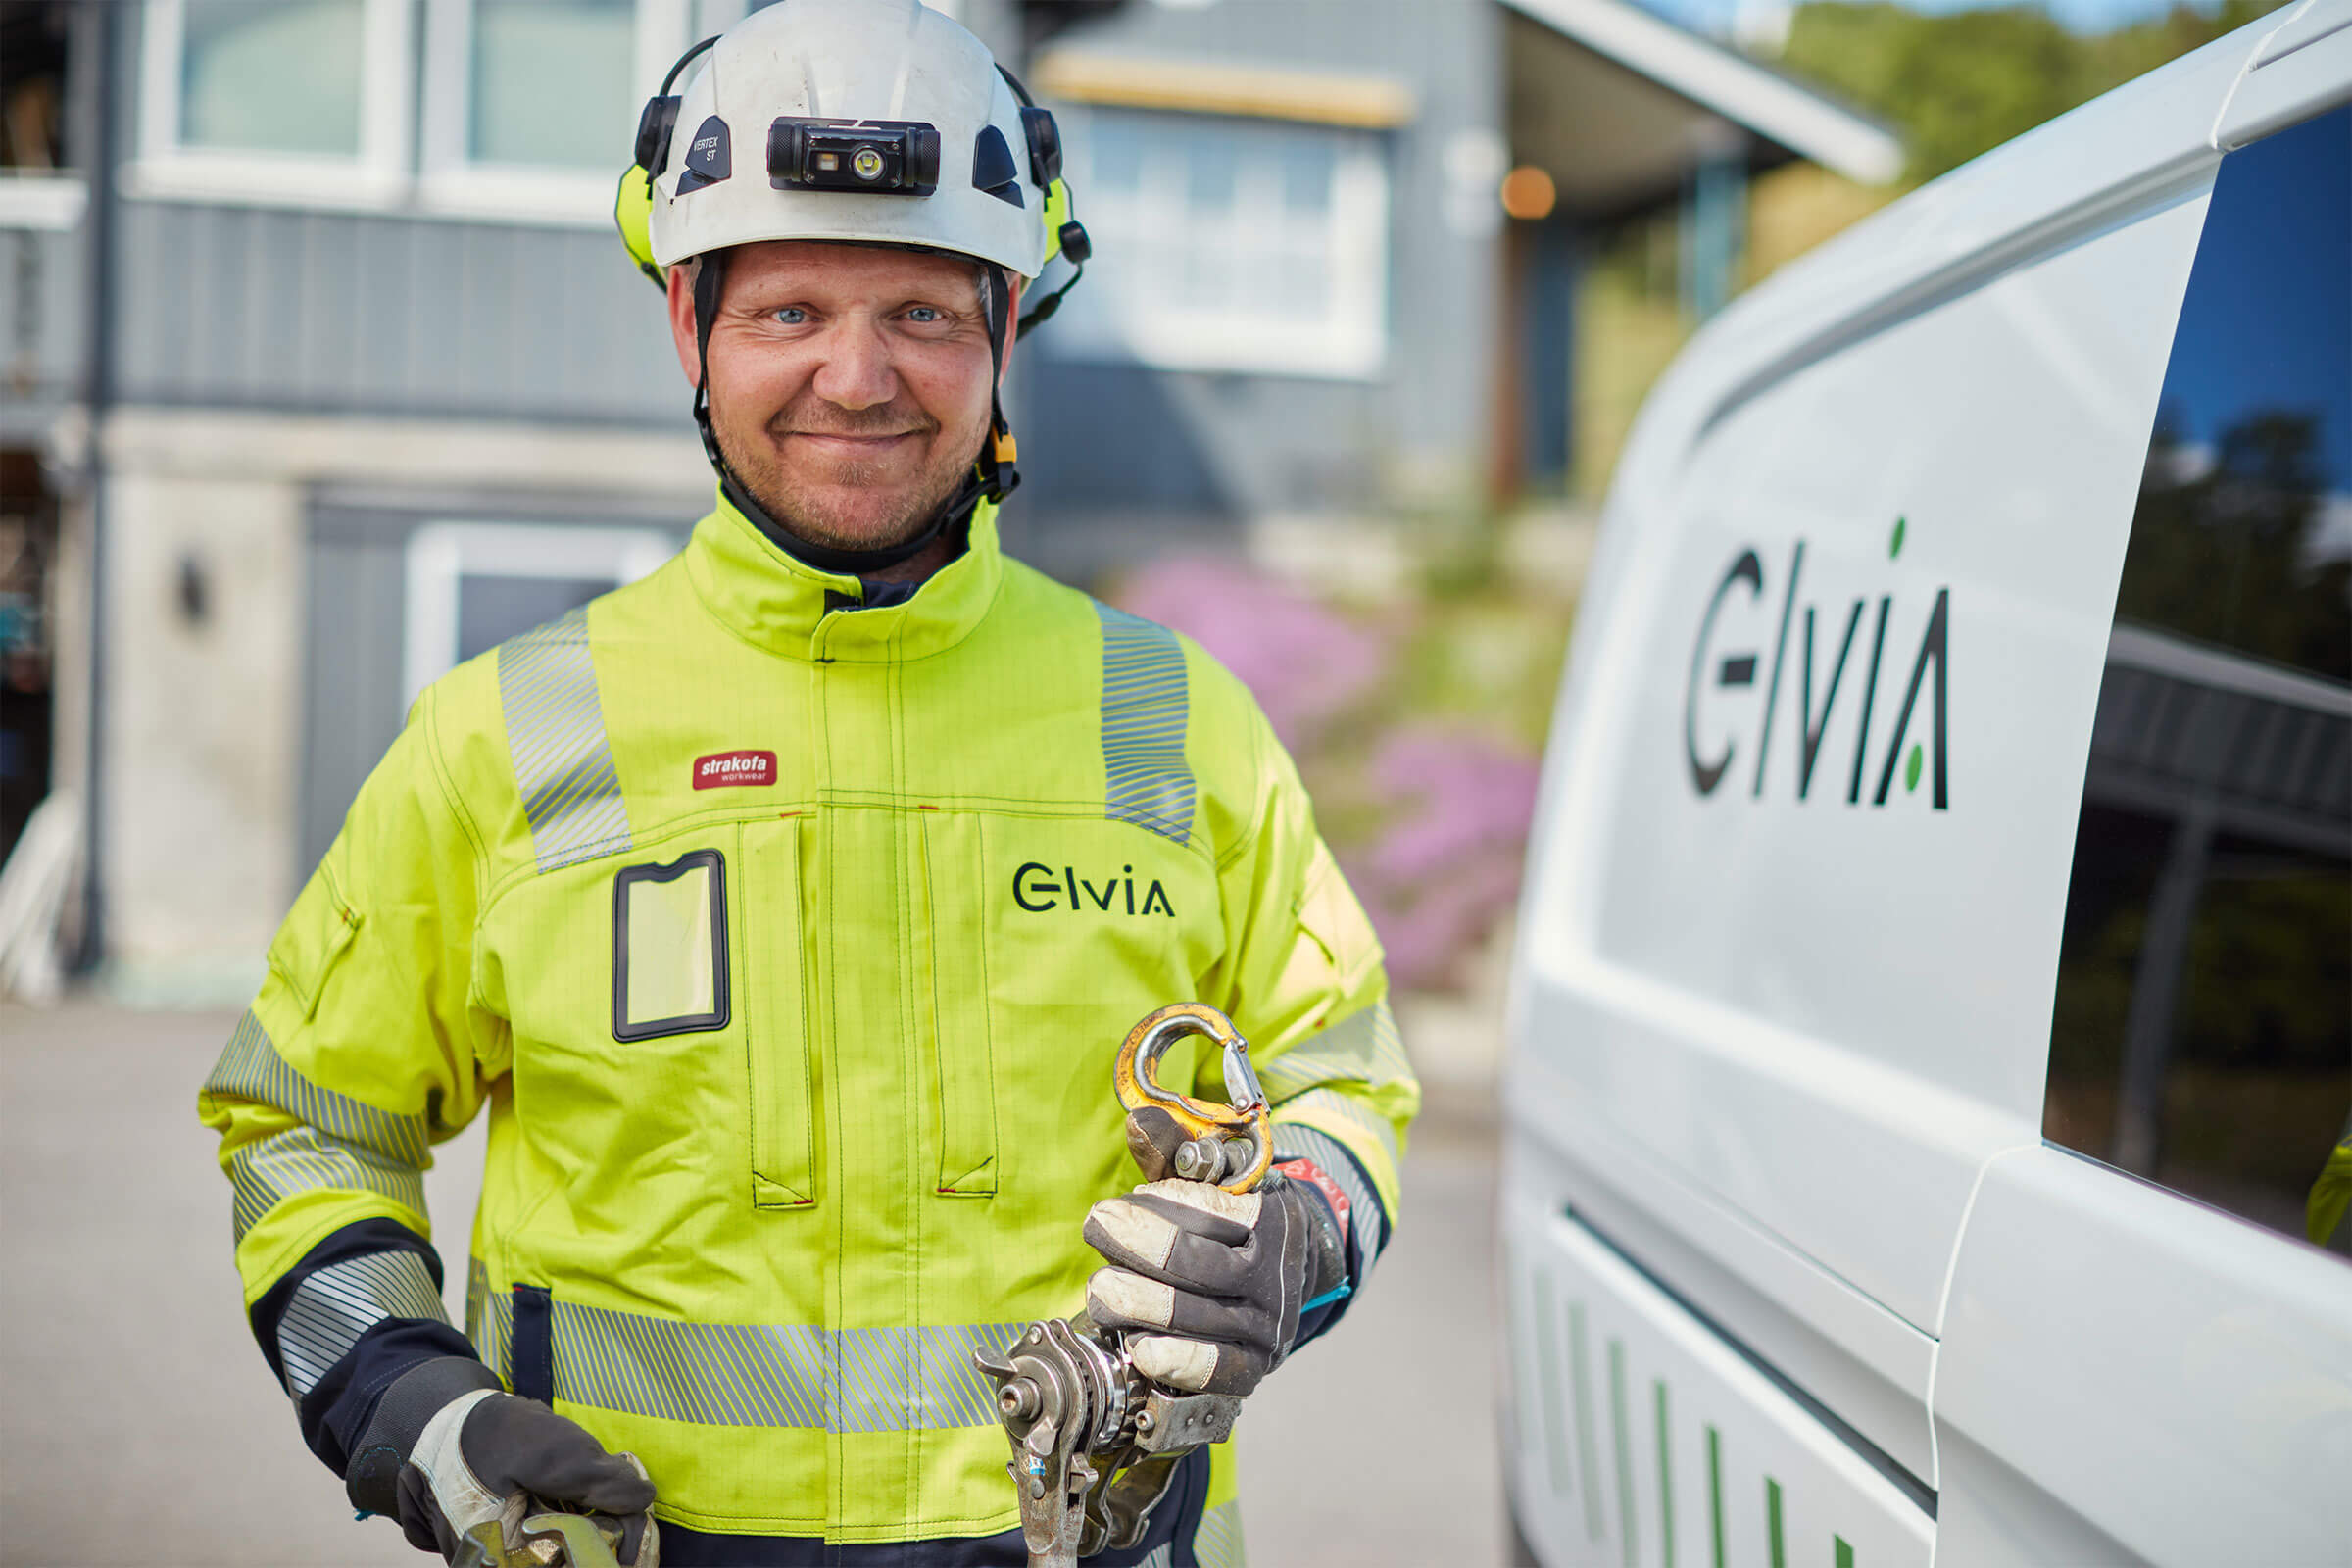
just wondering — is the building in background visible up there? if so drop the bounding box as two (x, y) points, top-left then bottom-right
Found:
(1015, 0), (1897, 564)
(0, 0), (1891, 995)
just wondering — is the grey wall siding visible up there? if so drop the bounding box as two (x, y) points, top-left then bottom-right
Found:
(301, 510), (407, 874)
(1024, 0), (1504, 532)
(1019, 362), (1385, 514)
(116, 202), (691, 427)
(2, 223), (88, 443)
(300, 491), (688, 873)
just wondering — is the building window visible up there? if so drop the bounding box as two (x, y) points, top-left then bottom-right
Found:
(2044, 105), (2351, 1257)
(417, 0), (683, 219)
(402, 520), (675, 706)
(131, 0), (688, 220)
(135, 0), (412, 204)
(182, 0), (364, 155)
(0, 2), (84, 230)
(1048, 106), (1390, 380)
(469, 0), (635, 166)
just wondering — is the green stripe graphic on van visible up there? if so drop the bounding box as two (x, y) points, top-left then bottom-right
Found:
(1655, 1379), (1677, 1568)
(1534, 1269), (1573, 1496)
(1570, 1300), (1603, 1541)
(1610, 1338), (1637, 1568)
(1707, 1424), (1726, 1568)
(1531, 1281), (1884, 1568)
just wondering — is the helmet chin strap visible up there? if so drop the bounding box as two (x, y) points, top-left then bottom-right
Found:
(692, 249), (1018, 579)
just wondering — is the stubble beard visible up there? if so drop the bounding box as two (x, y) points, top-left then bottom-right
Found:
(716, 407), (981, 556)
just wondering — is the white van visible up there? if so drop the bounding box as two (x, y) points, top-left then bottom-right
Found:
(1498, 5), (2351, 1565)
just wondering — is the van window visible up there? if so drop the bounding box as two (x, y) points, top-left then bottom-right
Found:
(2045, 105), (2351, 1257)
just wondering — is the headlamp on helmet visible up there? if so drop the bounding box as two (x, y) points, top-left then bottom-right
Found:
(767, 119), (943, 197)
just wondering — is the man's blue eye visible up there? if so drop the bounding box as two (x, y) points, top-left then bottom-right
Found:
(774, 307), (807, 324)
(907, 307), (942, 323)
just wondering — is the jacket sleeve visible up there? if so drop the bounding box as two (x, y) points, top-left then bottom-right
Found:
(197, 689), (502, 1474)
(1200, 705), (1419, 1346)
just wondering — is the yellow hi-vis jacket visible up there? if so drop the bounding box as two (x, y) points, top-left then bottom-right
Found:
(200, 494), (1418, 1549)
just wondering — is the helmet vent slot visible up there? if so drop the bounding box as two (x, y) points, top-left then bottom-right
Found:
(972, 124), (1024, 208)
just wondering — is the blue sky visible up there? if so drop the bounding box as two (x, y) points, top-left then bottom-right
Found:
(2157, 106), (2352, 495)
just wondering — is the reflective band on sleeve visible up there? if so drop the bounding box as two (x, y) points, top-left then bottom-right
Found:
(1256, 1000), (1411, 1102)
(1271, 1085), (1401, 1171)
(470, 1287), (1028, 1432)
(1193, 1498), (1248, 1568)
(205, 1010), (432, 1240)
(277, 1250), (449, 1398)
(1096, 604), (1194, 845)
(203, 1011), (429, 1168)
(228, 1125), (428, 1243)
(1269, 1122), (1388, 1263)
(498, 607), (633, 873)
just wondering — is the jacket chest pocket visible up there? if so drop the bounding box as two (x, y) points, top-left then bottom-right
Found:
(739, 819), (817, 1208)
(914, 811), (998, 1196)
(919, 813), (1219, 1200)
(491, 831), (817, 1233)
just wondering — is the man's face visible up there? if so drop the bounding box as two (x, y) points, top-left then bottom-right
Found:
(668, 240), (1008, 554)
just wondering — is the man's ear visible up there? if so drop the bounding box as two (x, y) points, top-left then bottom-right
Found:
(998, 275), (1022, 387)
(666, 263), (703, 389)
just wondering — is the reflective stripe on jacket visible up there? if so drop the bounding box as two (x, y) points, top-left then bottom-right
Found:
(199, 494), (1419, 1547)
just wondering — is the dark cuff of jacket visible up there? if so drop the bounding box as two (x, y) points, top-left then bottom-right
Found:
(1275, 1137), (1389, 1351)
(249, 1219), (492, 1483)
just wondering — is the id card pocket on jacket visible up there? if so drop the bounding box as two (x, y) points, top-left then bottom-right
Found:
(612, 849), (729, 1041)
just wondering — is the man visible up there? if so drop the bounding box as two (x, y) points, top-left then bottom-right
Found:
(198, 3), (1417, 1563)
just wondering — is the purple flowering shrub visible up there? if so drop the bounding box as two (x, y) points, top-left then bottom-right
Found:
(1352, 730), (1542, 988)
(1114, 556), (1545, 991)
(1115, 557), (1388, 752)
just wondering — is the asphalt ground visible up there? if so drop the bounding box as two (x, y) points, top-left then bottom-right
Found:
(0, 1001), (1501, 1567)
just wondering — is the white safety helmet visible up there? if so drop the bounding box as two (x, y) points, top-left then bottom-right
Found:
(646, 0), (1054, 275)
(619, 0), (1085, 288)
(612, 0), (1088, 552)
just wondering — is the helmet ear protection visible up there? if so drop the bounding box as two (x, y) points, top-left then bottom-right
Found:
(616, 34), (715, 286)
(994, 64), (1089, 333)
(614, 37), (1090, 335)
(635, 34), (713, 188)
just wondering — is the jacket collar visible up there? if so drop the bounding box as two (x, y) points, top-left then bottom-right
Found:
(682, 486), (1004, 663)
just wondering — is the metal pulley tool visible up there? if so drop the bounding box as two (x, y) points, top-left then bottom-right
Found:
(974, 1003), (1270, 1568)
(449, 1510), (628, 1568)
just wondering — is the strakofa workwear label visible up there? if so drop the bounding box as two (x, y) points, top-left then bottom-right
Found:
(692, 750), (776, 789)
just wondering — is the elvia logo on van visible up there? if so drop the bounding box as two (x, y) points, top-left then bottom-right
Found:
(1686, 516), (1948, 809)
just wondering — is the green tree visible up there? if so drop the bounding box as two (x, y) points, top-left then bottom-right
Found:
(1780, 0), (2289, 183)
(2122, 411), (2352, 680)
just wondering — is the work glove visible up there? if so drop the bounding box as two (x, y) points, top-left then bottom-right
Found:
(1081, 1107), (1348, 1397)
(348, 1357), (659, 1565)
